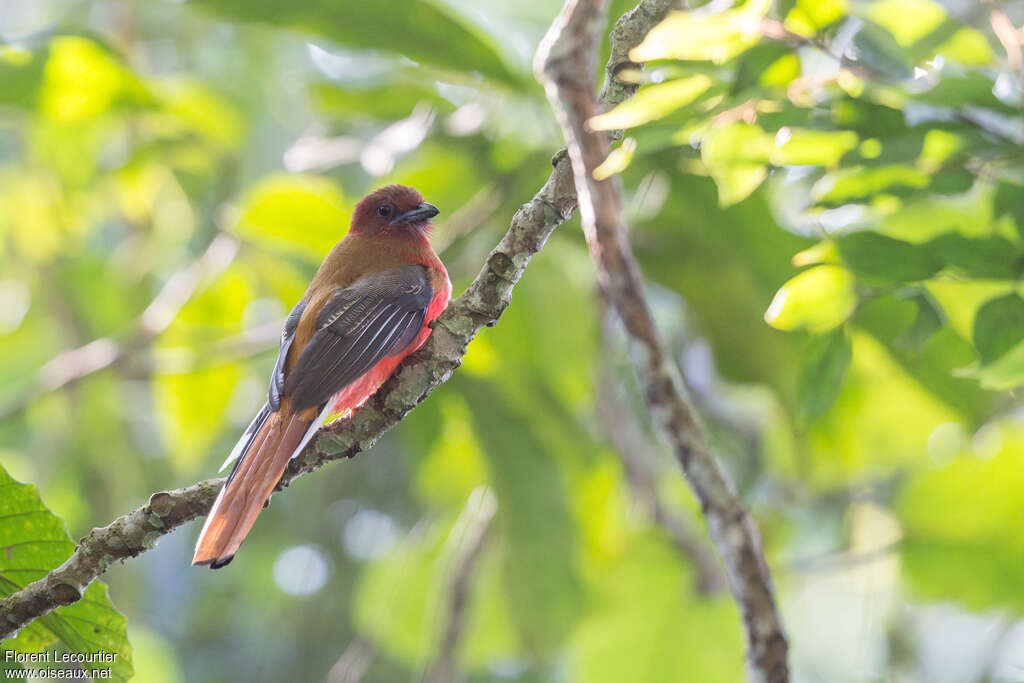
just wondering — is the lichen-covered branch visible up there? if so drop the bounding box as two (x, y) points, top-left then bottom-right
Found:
(534, 1), (789, 681)
(0, 0), (673, 645)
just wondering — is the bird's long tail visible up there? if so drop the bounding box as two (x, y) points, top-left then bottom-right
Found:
(192, 409), (312, 568)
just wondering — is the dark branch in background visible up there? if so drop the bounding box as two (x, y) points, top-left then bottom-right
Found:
(422, 488), (497, 683)
(325, 637), (375, 683)
(597, 320), (725, 595)
(535, 1), (789, 681)
(0, 234), (238, 422)
(0, 0), (673, 644)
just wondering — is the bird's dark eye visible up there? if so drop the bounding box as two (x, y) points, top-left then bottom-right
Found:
(377, 204), (395, 218)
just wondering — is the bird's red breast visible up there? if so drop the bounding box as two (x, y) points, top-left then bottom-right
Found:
(192, 184), (451, 569)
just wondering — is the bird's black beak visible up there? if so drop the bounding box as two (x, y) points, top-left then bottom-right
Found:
(392, 202), (440, 225)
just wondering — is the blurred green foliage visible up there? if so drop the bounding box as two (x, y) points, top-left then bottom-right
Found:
(2, 0), (1024, 681)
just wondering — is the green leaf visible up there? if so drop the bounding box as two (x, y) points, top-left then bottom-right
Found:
(854, 294), (994, 422)
(731, 43), (795, 91)
(154, 267), (252, 470)
(40, 37), (150, 124)
(960, 340), (1024, 390)
(993, 181), (1024, 239)
(630, 0), (770, 64)
(569, 532), (743, 683)
(924, 233), (1023, 279)
(972, 293), (1024, 364)
(893, 292), (945, 351)
(154, 364), (240, 471)
(0, 47), (46, 109)
(234, 174), (351, 258)
(831, 99), (905, 138)
(783, 0), (845, 36)
(353, 508), (520, 669)
(309, 81), (452, 121)
(814, 165), (931, 205)
(701, 123), (773, 205)
(588, 75), (714, 131)
(835, 231), (941, 283)
(190, 0), (520, 86)
(898, 423), (1024, 611)
(0, 464), (132, 680)
(852, 20), (912, 79)
(764, 265), (858, 333)
(769, 129), (859, 167)
(866, 0), (993, 65)
(798, 327), (852, 421)
(908, 71), (1017, 116)
(458, 378), (582, 655)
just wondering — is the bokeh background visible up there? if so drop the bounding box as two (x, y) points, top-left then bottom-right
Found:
(2, 0), (1024, 681)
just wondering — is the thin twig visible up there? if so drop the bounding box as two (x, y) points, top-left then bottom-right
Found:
(0, 0), (674, 642)
(0, 234), (238, 422)
(324, 637), (375, 683)
(985, 0), (1021, 73)
(786, 538), (903, 575)
(422, 488), (498, 683)
(535, 0), (789, 680)
(597, 334), (725, 594)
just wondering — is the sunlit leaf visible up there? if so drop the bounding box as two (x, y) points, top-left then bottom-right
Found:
(764, 265), (857, 333)
(593, 137), (637, 180)
(569, 532), (743, 683)
(899, 422), (1024, 611)
(40, 37), (147, 123)
(866, 0), (993, 65)
(854, 294), (992, 420)
(234, 174), (351, 258)
(154, 267), (252, 470)
(784, 0), (845, 37)
(701, 123), (773, 205)
(588, 75), (714, 131)
(959, 341), (1024, 390)
(630, 0), (771, 65)
(157, 79), (245, 151)
(769, 128), (859, 167)
(412, 395), (490, 508)
(814, 165), (930, 205)
(805, 331), (961, 484)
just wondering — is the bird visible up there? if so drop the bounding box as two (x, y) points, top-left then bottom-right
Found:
(192, 184), (451, 569)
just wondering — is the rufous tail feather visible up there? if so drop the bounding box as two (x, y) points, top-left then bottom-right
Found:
(192, 410), (311, 568)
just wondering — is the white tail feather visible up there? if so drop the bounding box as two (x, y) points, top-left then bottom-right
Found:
(289, 402), (334, 461)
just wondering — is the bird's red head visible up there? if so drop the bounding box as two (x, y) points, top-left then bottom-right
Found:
(350, 184), (439, 237)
